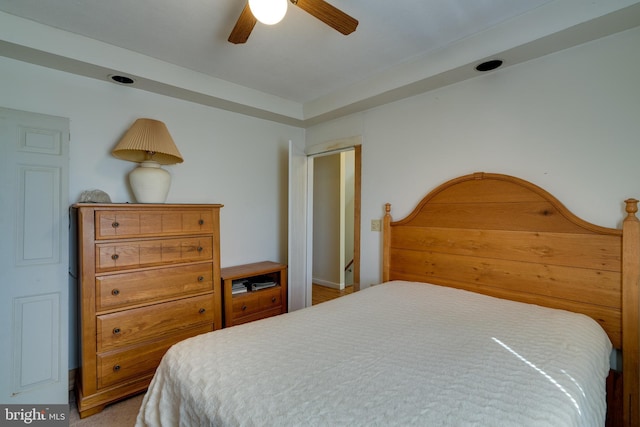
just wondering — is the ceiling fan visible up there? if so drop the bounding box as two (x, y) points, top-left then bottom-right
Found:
(228, 0), (358, 44)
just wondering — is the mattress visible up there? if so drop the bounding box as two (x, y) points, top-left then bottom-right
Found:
(136, 280), (612, 426)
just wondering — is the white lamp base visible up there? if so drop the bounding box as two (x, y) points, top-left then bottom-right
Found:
(129, 160), (171, 203)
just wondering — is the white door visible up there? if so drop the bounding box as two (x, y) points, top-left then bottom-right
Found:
(288, 140), (311, 311)
(0, 108), (69, 404)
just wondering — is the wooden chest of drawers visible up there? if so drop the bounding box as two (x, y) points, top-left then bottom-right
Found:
(73, 203), (222, 418)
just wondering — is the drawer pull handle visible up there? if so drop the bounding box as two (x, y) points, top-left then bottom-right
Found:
(199, 308), (206, 314)
(113, 364), (121, 372)
(199, 219), (204, 225)
(111, 289), (120, 296)
(242, 305), (247, 311)
(198, 276), (204, 282)
(111, 254), (119, 260)
(271, 297), (277, 303)
(197, 247), (203, 252)
(112, 221), (119, 228)
(113, 327), (121, 335)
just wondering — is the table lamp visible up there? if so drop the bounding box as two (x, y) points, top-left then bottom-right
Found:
(112, 118), (183, 203)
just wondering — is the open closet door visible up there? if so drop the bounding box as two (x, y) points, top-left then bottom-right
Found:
(0, 108), (69, 404)
(288, 140), (311, 311)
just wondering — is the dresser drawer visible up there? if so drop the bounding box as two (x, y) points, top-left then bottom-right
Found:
(97, 294), (214, 352)
(96, 264), (213, 311)
(97, 324), (212, 389)
(95, 236), (213, 272)
(231, 287), (283, 317)
(95, 210), (214, 239)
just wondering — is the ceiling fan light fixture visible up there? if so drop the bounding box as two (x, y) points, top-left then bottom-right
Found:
(248, 0), (288, 25)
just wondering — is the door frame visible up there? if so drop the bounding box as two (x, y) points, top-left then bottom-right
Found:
(302, 137), (361, 306)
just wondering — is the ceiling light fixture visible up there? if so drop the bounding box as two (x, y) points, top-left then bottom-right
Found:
(110, 74), (135, 85)
(475, 59), (503, 72)
(248, 0), (288, 25)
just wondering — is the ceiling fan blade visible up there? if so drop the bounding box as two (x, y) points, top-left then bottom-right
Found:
(228, 3), (257, 44)
(293, 0), (358, 35)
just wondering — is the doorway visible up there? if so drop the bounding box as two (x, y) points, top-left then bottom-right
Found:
(287, 139), (361, 311)
(308, 144), (361, 307)
(312, 150), (355, 298)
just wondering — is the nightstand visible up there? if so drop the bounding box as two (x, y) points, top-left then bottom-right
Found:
(221, 261), (287, 327)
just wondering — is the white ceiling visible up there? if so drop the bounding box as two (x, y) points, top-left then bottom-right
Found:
(1, 0), (639, 126)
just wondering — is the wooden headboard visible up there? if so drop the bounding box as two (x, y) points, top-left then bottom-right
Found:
(382, 172), (639, 427)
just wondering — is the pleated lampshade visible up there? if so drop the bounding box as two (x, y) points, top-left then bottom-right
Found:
(112, 118), (183, 165)
(112, 118), (183, 203)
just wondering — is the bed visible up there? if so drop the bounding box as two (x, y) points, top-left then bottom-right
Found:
(136, 172), (639, 427)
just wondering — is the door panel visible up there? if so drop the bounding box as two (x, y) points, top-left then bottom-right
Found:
(0, 107), (69, 404)
(17, 165), (61, 265)
(12, 294), (60, 394)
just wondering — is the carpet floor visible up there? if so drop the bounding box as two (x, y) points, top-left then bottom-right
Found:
(69, 391), (144, 426)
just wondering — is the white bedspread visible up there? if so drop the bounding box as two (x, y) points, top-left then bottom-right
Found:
(136, 281), (612, 426)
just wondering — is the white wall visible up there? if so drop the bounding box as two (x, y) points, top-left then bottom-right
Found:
(307, 26), (640, 288)
(1, 56), (304, 369)
(1, 56), (304, 265)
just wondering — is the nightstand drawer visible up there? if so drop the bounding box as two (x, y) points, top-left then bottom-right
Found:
(258, 287), (283, 309)
(97, 294), (214, 352)
(231, 287), (282, 317)
(96, 210), (214, 239)
(231, 292), (261, 317)
(95, 236), (213, 272)
(97, 324), (212, 389)
(96, 263), (213, 311)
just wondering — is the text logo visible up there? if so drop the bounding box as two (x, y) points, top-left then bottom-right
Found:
(1, 405), (68, 426)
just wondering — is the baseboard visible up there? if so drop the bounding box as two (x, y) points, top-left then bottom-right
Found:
(312, 278), (342, 290)
(69, 369), (76, 391)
